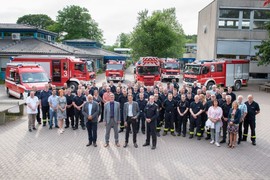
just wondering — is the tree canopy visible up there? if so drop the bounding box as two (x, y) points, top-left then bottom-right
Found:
(56, 5), (103, 42)
(17, 14), (55, 29)
(129, 8), (185, 60)
(255, 22), (270, 66)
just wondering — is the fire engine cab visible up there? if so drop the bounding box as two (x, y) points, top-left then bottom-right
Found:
(5, 63), (49, 99)
(160, 58), (181, 82)
(183, 59), (250, 91)
(11, 55), (95, 91)
(105, 60), (125, 82)
(134, 57), (161, 86)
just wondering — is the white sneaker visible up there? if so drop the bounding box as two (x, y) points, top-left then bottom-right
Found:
(62, 128), (65, 132)
(215, 142), (220, 147)
(210, 140), (215, 144)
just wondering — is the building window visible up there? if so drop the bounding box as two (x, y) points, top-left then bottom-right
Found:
(220, 9), (239, 18)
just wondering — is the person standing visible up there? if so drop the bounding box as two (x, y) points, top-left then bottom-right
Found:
(189, 95), (204, 140)
(48, 89), (59, 129)
(143, 96), (159, 150)
(154, 93), (162, 137)
(82, 95), (99, 147)
(177, 94), (189, 137)
(65, 88), (75, 128)
(136, 93), (147, 134)
(237, 95), (247, 145)
(162, 93), (177, 136)
(243, 95), (260, 145)
(123, 94), (140, 148)
(104, 93), (121, 147)
(220, 95), (232, 144)
(227, 101), (241, 148)
(39, 84), (51, 126)
(72, 89), (86, 130)
(227, 87), (236, 102)
(57, 89), (67, 134)
(28, 86), (41, 124)
(26, 91), (39, 132)
(207, 99), (223, 147)
(118, 89), (128, 132)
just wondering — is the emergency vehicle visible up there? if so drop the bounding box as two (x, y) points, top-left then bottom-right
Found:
(5, 63), (49, 99)
(134, 57), (161, 86)
(160, 58), (181, 82)
(11, 55), (95, 91)
(105, 60), (125, 82)
(183, 59), (250, 91)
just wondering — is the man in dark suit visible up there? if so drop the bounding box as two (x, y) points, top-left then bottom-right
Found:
(123, 94), (140, 148)
(82, 95), (99, 147)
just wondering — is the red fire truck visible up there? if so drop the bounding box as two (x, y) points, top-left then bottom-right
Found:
(5, 63), (49, 99)
(183, 59), (250, 91)
(134, 57), (161, 86)
(160, 58), (181, 82)
(11, 55), (95, 91)
(105, 60), (125, 82)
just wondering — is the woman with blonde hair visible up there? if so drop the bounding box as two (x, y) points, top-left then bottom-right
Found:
(228, 101), (241, 148)
(57, 89), (67, 134)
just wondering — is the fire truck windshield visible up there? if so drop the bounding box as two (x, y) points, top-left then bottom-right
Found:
(106, 64), (123, 70)
(21, 72), (49, 83)
(164, 63), (179, 69)
(184, 65), (201, 75)
(86, 61), (94, 72)
(137, 66), (159, 75)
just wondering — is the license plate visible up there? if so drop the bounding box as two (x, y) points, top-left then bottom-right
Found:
(169, 76), (175, 78)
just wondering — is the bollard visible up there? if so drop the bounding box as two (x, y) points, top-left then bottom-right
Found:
(0, 111), (6, 125)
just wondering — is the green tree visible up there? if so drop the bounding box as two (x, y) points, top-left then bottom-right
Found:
(185, 35), (197, 43)
(129, 8), (185, 60)
(255, 22), (270, 65)
(115, 33), (131, 48)
(17, 14), (55, 29)
(56, 5), (103, 42)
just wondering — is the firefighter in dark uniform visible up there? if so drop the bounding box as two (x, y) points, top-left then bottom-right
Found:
(114, 87), (122, 102)
(220, 95), (232, 143)
(177, 94), (189, 137)
(159, 89), (168, 127)
(162, 93), (177, 136)
(65, 88), (75, 128)
(136, 93), (147, 134)
(204, 94), (217, 140)
(243, 95), (260, 145)
(72, 89), (86, 130)
(227, 87), (236, 102)
(172, 89), (180, 134)
(118, 89), (128, 132)
(154, 93), (162, 137)
(39, 84), (51, 126)
(218, 92), (227, 107)
(143, 95), (159, 150)
(189, 95), (204, 140)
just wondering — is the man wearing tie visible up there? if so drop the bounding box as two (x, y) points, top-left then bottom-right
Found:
(104, 93), (121, 147)
(123, 94), (140, 148)
(82, 95), (99, 147)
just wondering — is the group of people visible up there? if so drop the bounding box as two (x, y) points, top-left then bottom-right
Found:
(25, 80), (260, 149)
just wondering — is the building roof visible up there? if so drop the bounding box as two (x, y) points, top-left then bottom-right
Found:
(64, 38), (97, 43)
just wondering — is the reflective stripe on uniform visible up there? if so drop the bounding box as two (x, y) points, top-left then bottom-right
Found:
(251, 136), (256, 138)
(156, 127), (161, 130)
(206, 132), (211, 134)
(164, 128), (169, 132)
(170, 129), (174, 132)
(243, 134), (248, 137)
(190, 132), (194, 135)
(197, 133), (201, 136)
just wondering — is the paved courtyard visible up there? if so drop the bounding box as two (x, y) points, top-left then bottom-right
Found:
(0, 82), (270, 179)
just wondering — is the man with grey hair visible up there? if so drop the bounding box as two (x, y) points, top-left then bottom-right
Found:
(220, 95), (232, 144)
(237, 95), (247, 145)
(26, 91), (39, 132)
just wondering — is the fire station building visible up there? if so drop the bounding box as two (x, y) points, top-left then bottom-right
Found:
(197, 0), (270, 79)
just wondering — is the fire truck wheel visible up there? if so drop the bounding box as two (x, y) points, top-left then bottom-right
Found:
(68, 82), (78, 92)
(206, 82), (215, 90)
(234, 81), (241, 91)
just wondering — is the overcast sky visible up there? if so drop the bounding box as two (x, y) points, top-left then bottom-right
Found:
(0, 0), (214, 45)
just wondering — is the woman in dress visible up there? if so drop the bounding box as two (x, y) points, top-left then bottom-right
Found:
(228, 101), (241, 148)
(207, 99), (223, 147)
(57, 89), (67, 134)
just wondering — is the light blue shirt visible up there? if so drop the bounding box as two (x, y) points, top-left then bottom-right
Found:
(48, 95), (58, 110)
(238, 102), (247, 117)
(88, 102), (93, 115)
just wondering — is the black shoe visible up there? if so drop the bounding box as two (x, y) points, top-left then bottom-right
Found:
(38, 122), (42, 125)
(162, 132), (167, 136)
(237, 139), (241, 145)
(220, 139), (226, 144)
(143, 143), (150, 147)
(205, 136), (211, 140)
(86, 142), (92, 147)
(177, 133), (181, 136)
(33, 127), (37, 130)
(123, 143), (128, 148)
(43, 124), (46, 126)
(29, 129), (32, 132)
(189, 135), (193, 139)
(118, 129), (123, 133)
(252, 141), (256, 146)
(151, 146), (156, 150)
(182, 134), (186, 137)
(134, 143), (138, 148)
(171, 132), (176, 136)
(142, 131), (145, 134)
(93, 142), (97, 147)
(73, 127), (78, 130)
(49, 126), (52, 129)
(65, 126), (69, 129)
(55, 126), (59, 128)
(242, 138), (247, 142)
(99, 120), (103, 123)
(157, 132), (160, 137)
(197, 137), (201, 140)
(82, 126), (86, 130)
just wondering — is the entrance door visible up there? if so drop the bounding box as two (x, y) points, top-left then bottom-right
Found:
(52, 60), (61, 83)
